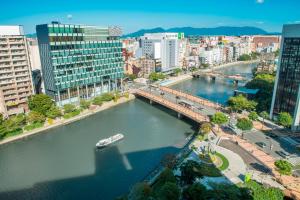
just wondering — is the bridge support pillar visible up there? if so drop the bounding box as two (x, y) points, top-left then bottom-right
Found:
(150, 99), (153, 105)
(233, 80), (238, 85)
(211, 76), (216, 81)
(177, 113), (182, 119)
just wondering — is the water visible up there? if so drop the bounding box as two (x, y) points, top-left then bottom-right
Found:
(0, 100), (195, 200)
(0, 63), (256, 200)
(171, 63), (257, 105)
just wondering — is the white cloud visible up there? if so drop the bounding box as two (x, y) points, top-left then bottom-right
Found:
(67, 14), (73, 20)
(256, 0), (264, 4)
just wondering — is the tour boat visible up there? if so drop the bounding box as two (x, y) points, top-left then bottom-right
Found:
(96, 133), (124, 148)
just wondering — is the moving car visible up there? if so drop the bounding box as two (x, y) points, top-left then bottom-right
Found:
(255, 142), (267, 148)
(275, 150), (290, 159)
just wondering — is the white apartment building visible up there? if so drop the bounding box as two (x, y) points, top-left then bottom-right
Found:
(0, 26), (33, 117)
(141, 33), (180, 72)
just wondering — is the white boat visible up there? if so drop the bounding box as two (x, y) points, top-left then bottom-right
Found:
(96, 133), (124, 148)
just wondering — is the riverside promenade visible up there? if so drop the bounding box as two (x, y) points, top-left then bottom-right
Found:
(0, 95), (135, 146)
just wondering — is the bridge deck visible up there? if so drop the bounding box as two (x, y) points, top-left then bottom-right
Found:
(135, 89), (209, 123)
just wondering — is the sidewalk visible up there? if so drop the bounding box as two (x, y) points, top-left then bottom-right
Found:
(0, 95), (135, 146)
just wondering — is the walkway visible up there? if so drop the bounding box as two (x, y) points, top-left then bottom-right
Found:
(134, 89), (209, 123)
(219, 131), (300, 199)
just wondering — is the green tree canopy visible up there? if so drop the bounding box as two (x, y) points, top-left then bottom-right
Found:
(211, 112), (228, 127)
(182, 183), (207, 200)
(277, 112), (293, 128)
(238, 54), (252, 61)
(128, 182), (152, 200)
(0, 114), (26, 138)
(180, 160), (203, 185)
(199, 122), (212, 135)
(274, 160), (293, 175)
(157, 168), (177, 185)
(158, 182), (180, 200)
(236, 118), (253, 131)
(149, 72), (166, 81)
(248, 111), (259, 121)
(27, 111), (46, 124)
(63, 104), (76, 114)
(259, 111), (269, 121)
(28, 94), (54, 115)
(245, 73), (275, 112)
(173, 68), (182, 76)
(46, 105), (62, 119)
(228, 95), (257, 112)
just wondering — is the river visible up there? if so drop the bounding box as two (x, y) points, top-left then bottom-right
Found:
(0, 62), (256, 200)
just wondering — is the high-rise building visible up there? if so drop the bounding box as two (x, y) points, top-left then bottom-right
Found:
(36, 22), (124, 105)
(141, 33), (182, 73)
(0, 25), (33, 117)
(270, 24), (300, 131)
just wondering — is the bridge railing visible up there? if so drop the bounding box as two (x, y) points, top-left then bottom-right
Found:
(159, 86), (223, 110)
(135, 89), (209, 123)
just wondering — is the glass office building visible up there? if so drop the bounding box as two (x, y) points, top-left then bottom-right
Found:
(270, 24), (300, 131)
(36, 22), (124, 105)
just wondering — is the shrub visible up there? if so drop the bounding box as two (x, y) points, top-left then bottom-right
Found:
(124, 92), (130, 99)
(236, 118), (253, 131)
(47, 118), (54, 125)
(63, 109), (80, 119)
(275, 160), (293, 175)
(248, 111), (259, 121)
(158, 182), (180, 200)
(63, 104), (76, 114)
(277, 112), (293, 128)
(27, 111), (46, 124)
(93, 97), (103, 106)
(24, 122), (43, 131)
(101, 93), (114, 102)
(80, 99), (91, 109)
(199, 122), (212, 134)
(46, 105), (62, 119)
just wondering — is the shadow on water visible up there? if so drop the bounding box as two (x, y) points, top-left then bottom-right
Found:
(0, 145), (182, 200)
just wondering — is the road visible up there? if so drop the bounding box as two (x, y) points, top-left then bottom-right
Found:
(142, 86), (218, 117)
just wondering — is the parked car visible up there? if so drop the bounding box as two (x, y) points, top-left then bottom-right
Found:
(275, 150), (290, 159)
(256, 142), (267, 148)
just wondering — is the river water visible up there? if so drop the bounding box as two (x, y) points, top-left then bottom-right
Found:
(0, 63), (256, 200)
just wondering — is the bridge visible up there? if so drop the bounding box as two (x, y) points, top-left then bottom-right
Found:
(133, 86), (221, 123)
(192, 71), (250, 84)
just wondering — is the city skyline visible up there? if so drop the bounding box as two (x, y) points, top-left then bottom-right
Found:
(1, 0), (300, 34)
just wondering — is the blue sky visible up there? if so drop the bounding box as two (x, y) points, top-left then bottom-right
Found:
(1, 0), (299, 34)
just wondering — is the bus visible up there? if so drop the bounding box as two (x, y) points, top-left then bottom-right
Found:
(178, 100), (194, 109)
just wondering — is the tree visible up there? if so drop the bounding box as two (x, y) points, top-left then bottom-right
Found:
(248, 111), (258, 121)
(80, 99), (91, 109)
(260, 111), (269, 123)
(158, 182), (180, 200)
(237, 54), (252, 61)
(100, 93), (114, 102)
(160, 153), (177, 169)
(182, 183), (207, 200)
(236, 118), (253, 131)
(246, 73), (275, 112)
(277, 112), (292, 128)
(199, 122), (212, 135)
(246, 180), (283, 200)
(173, 68), (182, 76)
(127, 74), (137, 80)
(28, 94), (54, 115)
(27, 111), (46, 124)
(0, 114), (26, 138)
(46, 106), (62, 119)
(274, 160), (293, 175)
(63, 104), (76, 114)
(180, 160), (203, 185)
(128, 182), (152, 200)
(211, 112), (228, 131)
(0, 113), (3, 124)
(149, 72), (166, 82)
(157, 168), (177, 185)
(93, 96), (103, 106)
(228, 95), (257, 112)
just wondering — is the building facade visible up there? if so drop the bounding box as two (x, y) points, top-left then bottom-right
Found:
(36, 23), (124, 105)
(0, 25), (33, 117)
(141, 33), (182, 73)
(270, 24), (300, 131)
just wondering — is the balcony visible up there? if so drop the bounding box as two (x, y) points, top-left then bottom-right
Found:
(4, 95), (18, 101)
(0, 69), (13, 74)
(13, 62), (27, 67)
(18, 92), (30, 98)
(2, 89), (16, 95)
(10, 45), (25, 50)
(15, 72), (29, 77)
(0, 84), (15, 90)
(12, 56), (26, 61)
(11, 51), (25, 55)
(14, 67), (28, 72)
(16, 78), (30, 83)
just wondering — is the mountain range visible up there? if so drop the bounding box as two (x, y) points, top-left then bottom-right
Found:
(123, 26), (280, 38)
